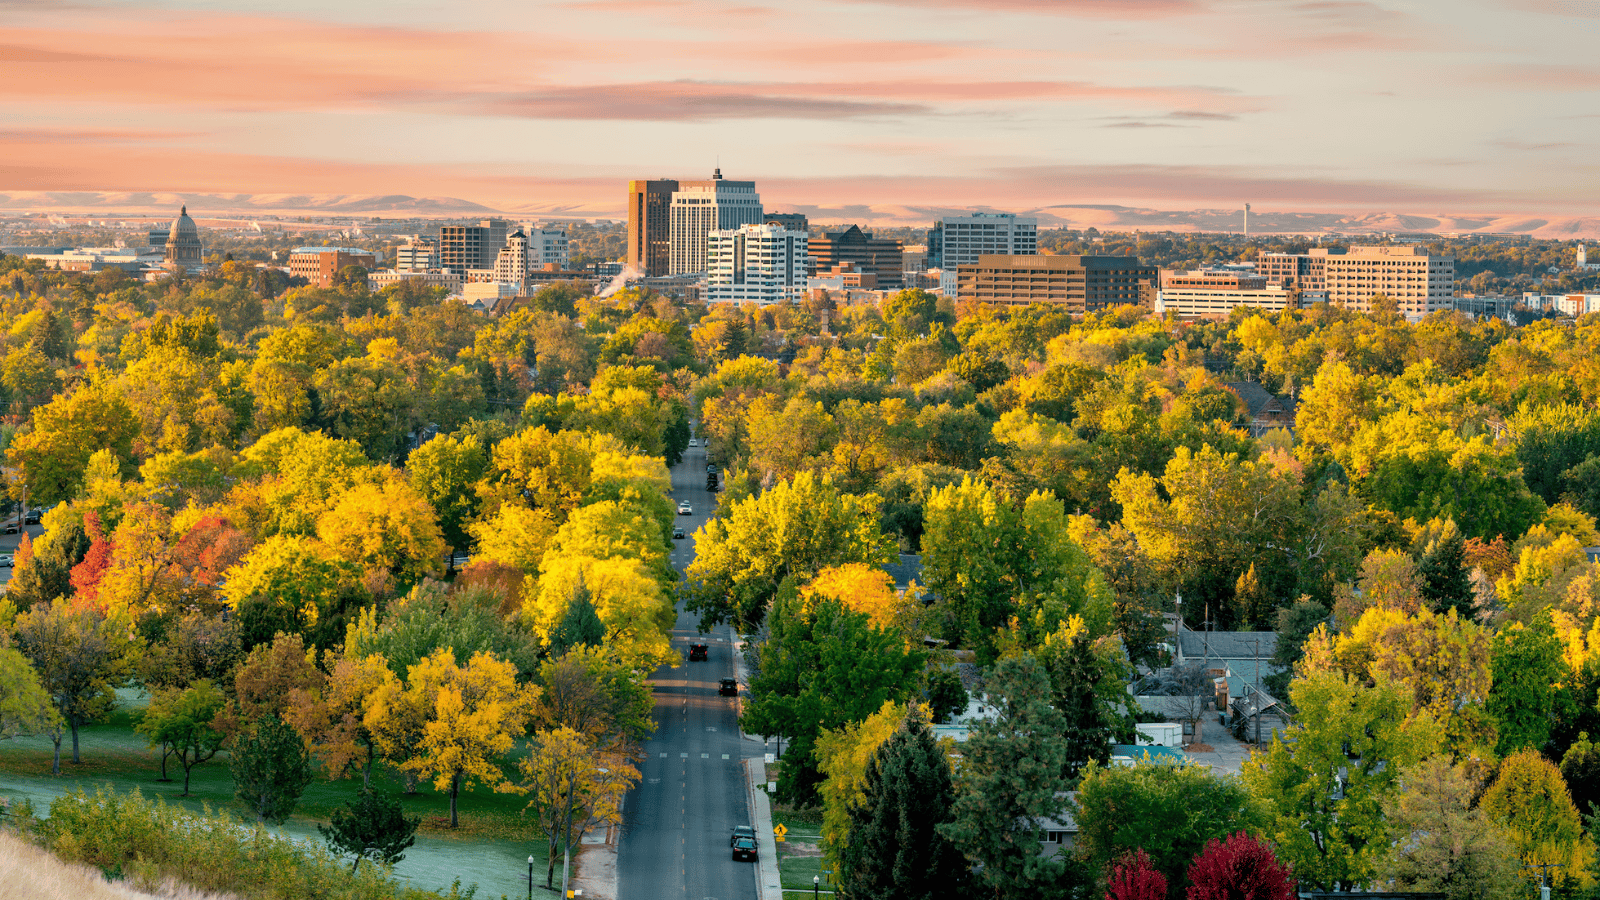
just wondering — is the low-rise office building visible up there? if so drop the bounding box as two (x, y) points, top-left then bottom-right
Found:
(1155, 268), (1295, 319)
(955, 254), (1155, 313)
(288, 247), (378, 288)
(808, 225), (903, 290)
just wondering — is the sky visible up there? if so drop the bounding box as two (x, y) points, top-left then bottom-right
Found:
(1, 0), (1597, 227)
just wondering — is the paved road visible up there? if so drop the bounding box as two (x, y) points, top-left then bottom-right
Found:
(617, 441), (759, 900)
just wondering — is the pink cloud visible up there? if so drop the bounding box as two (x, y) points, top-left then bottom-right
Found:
(834, 0), (1205, 17)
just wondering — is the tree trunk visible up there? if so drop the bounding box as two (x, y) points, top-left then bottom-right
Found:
(159, 742), (173, 782)
(181, 756), (192, 796)
(448, 773), (460, 828)
(351, 856), (362, 874)
(51, 733), (62, 776)
(361, 744), (374, 789)
(70, 720), (80, 763)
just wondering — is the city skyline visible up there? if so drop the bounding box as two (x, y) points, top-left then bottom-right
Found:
(1, 0), (1597, 233)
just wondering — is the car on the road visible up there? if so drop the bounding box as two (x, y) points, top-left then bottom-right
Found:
(718, 678), (738, 697)
(732, 835), (758, 862)
(23, 508), (41, 525)
(677, 502), (693, 515)
(673, 526), (685, 540)
(688, 643), (708, 661)
(2, 522), (17, 535)
(0, 554), (12, 568)
(688, 438), (697, 447)
(729, 825), (755, 847)
(706, 463), (717, 474)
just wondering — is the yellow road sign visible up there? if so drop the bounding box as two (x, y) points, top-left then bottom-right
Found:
(773, 823), (788, 842)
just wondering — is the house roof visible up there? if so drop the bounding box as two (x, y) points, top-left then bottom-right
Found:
(1223, 381), (1295, 420)
(885, 553), (923, 589)
(1176, 626), (1277, 661)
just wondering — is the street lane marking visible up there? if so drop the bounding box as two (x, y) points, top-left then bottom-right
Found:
(680, 753), (688, 758)
(701, 753), (709, 758)
(722, 754), (730, 759)
(659, 753), (667, 758)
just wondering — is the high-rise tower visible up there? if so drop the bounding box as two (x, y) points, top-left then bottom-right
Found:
(668, 170), (762, 275)
(627, 180), (677, 277)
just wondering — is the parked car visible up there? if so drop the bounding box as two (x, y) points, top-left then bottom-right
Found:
(677, 502), (693, 515)
(719, 678), (738, 697)
(732, 836), (758, 862)
(729, 825), (755, 847)
(688, 643), (708, 661)
(23, 508), (41, 525)
(3, 522), (17, 535)
(0, 554), (12, 568)
(673, 526), (685, 540)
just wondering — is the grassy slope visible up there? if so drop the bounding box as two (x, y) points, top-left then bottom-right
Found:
(0, 697), (552, 899)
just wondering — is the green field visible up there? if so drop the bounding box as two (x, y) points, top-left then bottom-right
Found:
(0, 692), (556, 899)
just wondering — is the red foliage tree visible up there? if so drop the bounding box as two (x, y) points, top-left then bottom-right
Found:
(69, 511), (114, 608)
(1185, 832), (1293, 900)
(1107, 849), (1168, 900)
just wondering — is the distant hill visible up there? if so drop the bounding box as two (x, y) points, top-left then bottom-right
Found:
(0, 192), (497, 216)
(2, 192), (1597, 238)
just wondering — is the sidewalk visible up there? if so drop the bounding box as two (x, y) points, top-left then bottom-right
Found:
(745, 756), (783, 900)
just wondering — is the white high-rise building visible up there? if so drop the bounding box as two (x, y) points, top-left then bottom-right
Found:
(930, 212), (1037, 294)
(491, 230), (532, 292)
(705, 224), (808, 305)
(520, 225), (571, 268)
(669, 169), (763, 275)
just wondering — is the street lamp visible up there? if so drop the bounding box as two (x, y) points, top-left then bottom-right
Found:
(813, 875), (820, 899)
(527, 855), (534, 900)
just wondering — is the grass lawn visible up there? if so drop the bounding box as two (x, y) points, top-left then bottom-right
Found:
(0, 692), (554, 899)
(769, 810), (828, 892)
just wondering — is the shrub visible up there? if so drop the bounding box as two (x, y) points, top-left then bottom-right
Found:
(35, 786), (474, 900)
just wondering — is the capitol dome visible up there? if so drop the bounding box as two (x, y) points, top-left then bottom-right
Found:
(164, 205), (204, 271)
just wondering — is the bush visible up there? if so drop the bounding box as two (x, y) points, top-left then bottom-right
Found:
(35, 786), (475, 900)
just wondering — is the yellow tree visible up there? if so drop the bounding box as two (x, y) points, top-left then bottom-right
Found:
(385, 648), (537, 827)
(529, 555), (676, 668)
(803, 563), (919, 638)
(1481, 749), (1595, 892)
(317, 471), (446, 592)
(510, 725), (640, 890)
(470, 505), (560, 574)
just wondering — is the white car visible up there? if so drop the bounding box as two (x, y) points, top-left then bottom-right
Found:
(0, 554), (13, 568)
(678, 502), (693, 516)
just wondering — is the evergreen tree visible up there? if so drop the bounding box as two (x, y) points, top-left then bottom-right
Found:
(939, 653), (1079, 898)
(1038, 633), (1118, 779)
(320, 787), (421, 873)
(1416, 526), (1474, 619)
(231, 714), (315, 824)
(547, 581), (604, 656)
(839, 711), (968, 900)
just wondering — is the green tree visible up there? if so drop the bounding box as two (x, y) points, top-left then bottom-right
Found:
(742, 589), (925, 804)
(221, 534), (360, 651)
(1241, 671), (1438, 891)
(319, 787), (421, 873)
(938, 653), (1077, 898)
(686, 472), (895, 630)
(137, 680), (226, 796)
(8, 380), (140, 505)
(838, 712), (968, 900)
(0, 646), (60, 741)
(1379, 755), (1519, 900)
(546, 583), (605, 657)
(1488, 616), (1564, 755)
(5, 522), (89, 611)
(12, 598), (134, 772)
(1035, 628), (1126, 778)
(1415, 523), (1475, 619)
(231, 713), (315, 825)
(1072, 761), (1262, 897)
(406, 432), (487, 559)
